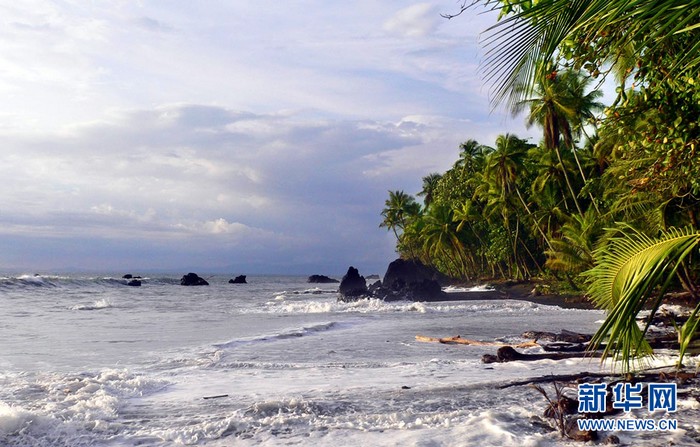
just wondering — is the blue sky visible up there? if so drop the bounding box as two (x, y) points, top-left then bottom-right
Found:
(0, 1), (538, 275)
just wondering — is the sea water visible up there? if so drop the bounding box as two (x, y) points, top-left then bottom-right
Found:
(0, 274), (697, 446)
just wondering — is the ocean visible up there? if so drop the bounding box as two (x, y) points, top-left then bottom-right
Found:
(0, 274), (697, 446)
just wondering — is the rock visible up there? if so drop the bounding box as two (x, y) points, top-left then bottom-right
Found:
(383, 259), (437, 288)
(566, 417), (597, 442)
(123, 274), (133, 279)
(368, 280), (383, 296)
(366, 274), (380, 280)
(604, 434), (620, 445)
(377, 259), (447, 301)
(127, 279), (142, 287)
(307, 275), (339, 284)
(229, 275), (247, 284)
(181, 272), (209, 286)
(338, 266), (367, 301)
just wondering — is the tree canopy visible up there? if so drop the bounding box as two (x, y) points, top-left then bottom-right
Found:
(381, 1), (700, 371)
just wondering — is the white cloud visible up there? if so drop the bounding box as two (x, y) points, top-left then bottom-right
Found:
(0, 2), (543, 273)
(383, 3), (441, 38)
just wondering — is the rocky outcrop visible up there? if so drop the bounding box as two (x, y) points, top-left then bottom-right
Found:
(229, 275), (247, 284)
(307, 275), (339, 284)
(378, 259), (447, 301)
(180, 272), (209, 286)
(338, 267), (367, 301)
(127, 279), (142, 287)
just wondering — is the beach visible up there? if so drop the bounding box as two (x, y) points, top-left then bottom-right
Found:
(1, 273), (698, 446)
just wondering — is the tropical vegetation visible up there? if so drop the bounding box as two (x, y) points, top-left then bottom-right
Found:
(380, 0), (700, 371)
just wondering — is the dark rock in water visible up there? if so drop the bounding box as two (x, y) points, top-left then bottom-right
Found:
(377, 258), (447, 301)
(383, 258), (443, 289)
(123, 274), (133, 279)
(566, 417), (597, 442)
(181, 272), (209, 286)
(307, 275), (339, 284)
(338, 266), (367, 301)
(229, 275), (247, 284)
(367, 280), (382, 295)
(127, 279), (142, 287)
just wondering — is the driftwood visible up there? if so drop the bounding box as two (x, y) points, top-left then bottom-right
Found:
(482, 346), (603, 364)
(496, 365), (692, 389)
(521, 330), (591, 343)
(415, 335), (539, 348)
(203, 394), (229, 400)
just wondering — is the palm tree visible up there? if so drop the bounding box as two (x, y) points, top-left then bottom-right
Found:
(545, 208), (602, 275)
(454, 139), (490, 174)
(379, 190), (421, 241)
(513, 70), (591, 217)
(453, 0), (700, 108)
(481, 134), (536, 277)
(421, 204), (470, 278)
(585, 226), (700, 371)
(417, 173), (442, 209)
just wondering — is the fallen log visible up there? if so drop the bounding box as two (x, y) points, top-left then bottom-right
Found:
(520, 330), (591, 343)
(415, 335), (539, 349)
(496, 366), (690, 389)
(482, 346), (603, 364)
(540, 342), (587, 352)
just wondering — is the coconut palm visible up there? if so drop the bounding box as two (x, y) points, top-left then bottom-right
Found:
(417, 173), (443, 209)
(584, 226), (700, 371)
(481, 134), (537, 277)
(421, 204), (470, 278)
(513, 70), (600, 217)
(545, 208), (602, 275)
(379, 190), (421, 241)
(456, 0), (700, 108)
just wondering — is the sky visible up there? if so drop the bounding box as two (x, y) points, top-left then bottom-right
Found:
(0, 1), (539, 275)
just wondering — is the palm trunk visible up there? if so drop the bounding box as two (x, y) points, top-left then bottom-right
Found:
(515, 185), (555, 251)
(554, 144), (584, 218)
(569, 145), (601, 215)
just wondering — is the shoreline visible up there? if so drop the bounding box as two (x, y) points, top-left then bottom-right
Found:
(441, 281), (595, 310)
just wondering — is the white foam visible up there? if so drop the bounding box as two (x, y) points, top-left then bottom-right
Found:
(443, 284), (496, 293)
(70, 298), (113, 311)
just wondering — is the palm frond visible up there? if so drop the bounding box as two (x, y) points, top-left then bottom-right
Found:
(583, 225), (700, 371)
(476, 0), (700, 108)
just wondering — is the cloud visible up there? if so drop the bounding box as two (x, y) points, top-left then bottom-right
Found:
(0, 2), (541, 273)
(383, 3), (441, 38)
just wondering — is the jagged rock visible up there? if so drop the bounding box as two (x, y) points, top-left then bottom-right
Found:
(379, 258), (447, 301)
(368, 280), (383, 296)
(383, 259), (438, 289)
(229, 275), (247, 284)
(338, 266), (367, 301)
(180, 272), (209, 286)
(307, 275), (339, 284)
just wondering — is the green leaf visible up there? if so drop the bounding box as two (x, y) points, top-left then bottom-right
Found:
(584, 225), (700, 372)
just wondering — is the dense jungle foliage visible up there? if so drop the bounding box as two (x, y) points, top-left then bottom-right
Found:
(380, 0), (700, 369)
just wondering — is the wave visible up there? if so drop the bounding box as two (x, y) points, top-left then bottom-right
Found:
(71, 298), (114, 311)
(213, 321), (349, 350)
(255, 297), (545, 315)
(0, 274), (180, 290)
(0, 369), (169, 447)
(443, 284), (496, 293)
